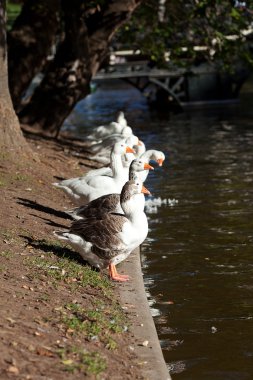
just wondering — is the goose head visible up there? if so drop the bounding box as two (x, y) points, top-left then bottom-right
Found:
(125, 134), (139, 148)
(113, 141), (135, 156)
(133, 140), (146, 157)
(116, 111), (128, 127)
(121, 126), (133, 137)
(129, 158), (154, 180)
(141, 150), (165, 166)
(155, 151), (165, 166)
(121, 178), (150, 204)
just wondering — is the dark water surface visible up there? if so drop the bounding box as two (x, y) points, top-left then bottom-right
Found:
(64, 81), (253, 379)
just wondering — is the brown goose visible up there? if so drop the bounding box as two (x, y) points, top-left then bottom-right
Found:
(54, 178), (150, 282)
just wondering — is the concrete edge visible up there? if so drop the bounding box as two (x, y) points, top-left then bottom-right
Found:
(117, 248), (171, 380)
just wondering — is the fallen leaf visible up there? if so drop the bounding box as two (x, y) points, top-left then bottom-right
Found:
(36, 347), (54, 357)
(7, 366), (19, 375)
(6, 317), (16, 324)
(138, 361), (148, 365)
(28, 345), (35, 352)
(62, 359), (73, 366)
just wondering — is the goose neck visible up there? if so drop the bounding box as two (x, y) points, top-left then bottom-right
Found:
(141, 150), (154, 161)
(110, 151), (123, 178)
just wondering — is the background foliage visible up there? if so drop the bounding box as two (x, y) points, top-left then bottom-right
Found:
(114, 0), (253, 70)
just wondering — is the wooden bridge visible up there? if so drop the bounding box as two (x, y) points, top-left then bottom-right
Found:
(93, 51), (249, 109)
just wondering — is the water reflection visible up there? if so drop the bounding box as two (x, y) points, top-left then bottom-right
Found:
(142, 108), (253, 378)
(65, 81), (253, 379)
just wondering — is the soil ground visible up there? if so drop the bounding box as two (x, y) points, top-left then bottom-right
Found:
(0, 129), (144, 380)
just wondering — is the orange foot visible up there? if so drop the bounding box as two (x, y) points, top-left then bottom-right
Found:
(109, 264), (130, 282)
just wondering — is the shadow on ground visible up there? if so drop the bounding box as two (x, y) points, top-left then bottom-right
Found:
(20, 235), (99, 271)
(17, 197), (71, 220)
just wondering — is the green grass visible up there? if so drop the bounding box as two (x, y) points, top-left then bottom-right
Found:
(13, 173), (29, 182)
(0, 151), (9, 160)
(1, 230), (14, 241)
(0, 171), (30, 188)
(0, 179), (6, 187)
(58, 347), (107, 375)
(0, 229), (19, 245)
(0, 250), (12, 259)
(25, 238), (112, 293)
(59, 301), (127, 348)
(24, 238), (127, 376)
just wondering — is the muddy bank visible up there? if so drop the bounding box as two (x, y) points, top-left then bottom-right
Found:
(0, 130), (169, 379)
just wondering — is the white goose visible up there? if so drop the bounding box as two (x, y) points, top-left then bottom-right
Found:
(116, 111), (128, 128)
(54, 178), (149, 282)
(89, 134), (140, 165)
(53, 141), (135, 205)
(86, 122), (123, 141)
(77, 138), (143, 182)
(66, 159), (154, 220)
(122, 140), (146, 167)
(87, 126), (133, 149)
(86, 110), (128, 141)
(82, 142), (148, 184)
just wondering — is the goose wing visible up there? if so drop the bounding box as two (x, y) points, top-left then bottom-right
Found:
(69, 213), (127, 251)
(74, 194), (120, 219)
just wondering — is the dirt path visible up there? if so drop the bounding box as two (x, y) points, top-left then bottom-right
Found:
(0, 131), (144, 380)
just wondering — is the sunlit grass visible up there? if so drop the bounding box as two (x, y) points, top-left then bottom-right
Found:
(0, 250), (12, 259)
(58, 347), (107, 375)
(25, 238), (112, 294)
(58, 300), (127, 348)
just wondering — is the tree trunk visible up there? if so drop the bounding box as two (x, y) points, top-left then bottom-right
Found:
(18, 0), (91, 137)
(18, 0), (142, 137)
(8, 0), (61, 110)
(0, 1), (31, 157)
(88, 1), (143, 75)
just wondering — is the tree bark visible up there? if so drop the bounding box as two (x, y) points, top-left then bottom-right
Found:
(0, 1), (31, 157)
(18, 0), (142, 137)
(88, 1), (143, 75)
(18, 0), (91, 137)
(8, 0), (61, 110)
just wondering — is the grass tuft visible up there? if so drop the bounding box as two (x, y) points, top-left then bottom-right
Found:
(25, 239), (112, 294)
(59, 301), (127, 348)
(58, 347), (107, 375)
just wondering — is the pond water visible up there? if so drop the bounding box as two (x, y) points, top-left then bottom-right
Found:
(64, 80), (253, 380)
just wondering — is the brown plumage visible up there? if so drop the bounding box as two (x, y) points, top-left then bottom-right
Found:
(54, 179), (149, 282)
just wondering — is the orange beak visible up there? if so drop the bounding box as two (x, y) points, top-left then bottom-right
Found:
(144, 163), (154, 170)
(141, 185), (151, 196)
(137, 139), (142, 146)
(157, 158), (164, 167)
(126, 146), (135, 154)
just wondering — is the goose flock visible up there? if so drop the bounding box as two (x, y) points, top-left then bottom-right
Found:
(53, 112), (165, 282)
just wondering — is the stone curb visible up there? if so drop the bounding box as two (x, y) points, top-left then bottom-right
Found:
(117, 248), (171, 380)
